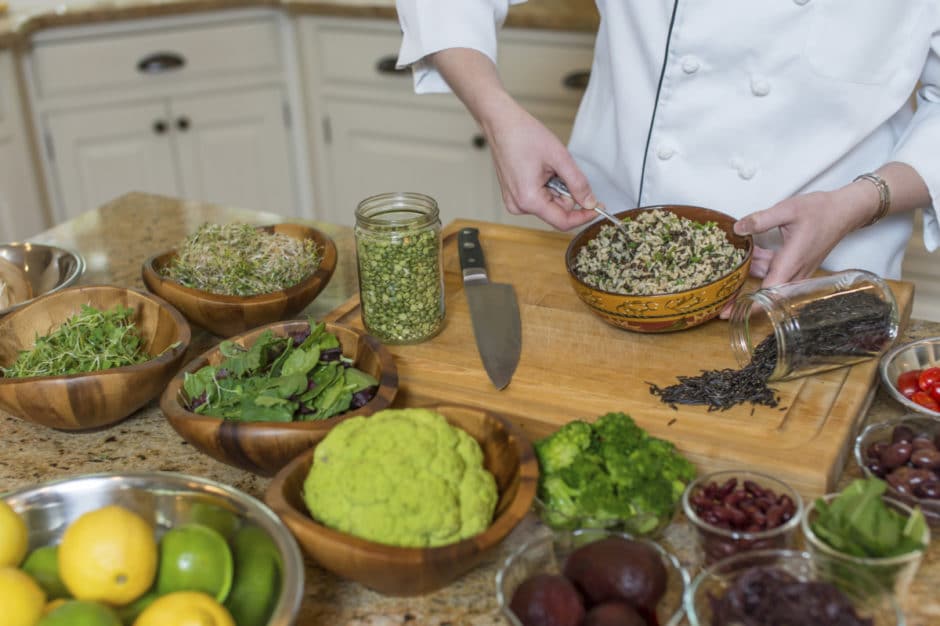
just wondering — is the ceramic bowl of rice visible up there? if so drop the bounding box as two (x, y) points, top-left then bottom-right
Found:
(565, 205), (752, 333)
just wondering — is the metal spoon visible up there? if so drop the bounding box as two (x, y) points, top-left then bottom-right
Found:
(545, 176), (631, 236)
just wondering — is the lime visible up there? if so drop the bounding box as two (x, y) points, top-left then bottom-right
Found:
(156, 523), (233, 603)
(0, 498), (28, 567)
(224, 526), (282, 626)
(188, 503), (239, 541)
(0, 566), (47, 626)
(114, 588), (159, 626)
(37, 600), (122, 626)
(22, 545), (70, 600)
(59, 505), (158, 606)
(133, 591), (235, 626)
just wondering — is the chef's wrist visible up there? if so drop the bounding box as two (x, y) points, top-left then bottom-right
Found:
(844, 174), (890, 231)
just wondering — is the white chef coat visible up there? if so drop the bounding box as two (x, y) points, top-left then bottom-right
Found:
(396, 0), (940, 279)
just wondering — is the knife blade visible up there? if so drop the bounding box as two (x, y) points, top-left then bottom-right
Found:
(458, 227), (522, 390)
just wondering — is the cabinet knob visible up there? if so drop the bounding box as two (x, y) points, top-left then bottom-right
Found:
(375, 55), (409, 76)
(177, 117), (190, 131)
(137, 52), (186, 74)
(153, 120), (168, 135)
(472, 134), (487, 149)
(562, 70), (591, 90)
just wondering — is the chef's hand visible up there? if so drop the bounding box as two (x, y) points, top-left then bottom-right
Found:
(482, 98), (598, 230)
(427, 47), (598, 231)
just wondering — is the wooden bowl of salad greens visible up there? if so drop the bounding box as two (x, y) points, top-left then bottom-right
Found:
(160, 317), (398, 476)
(0, 285), (191, 430)
(142, 222), (337, 338)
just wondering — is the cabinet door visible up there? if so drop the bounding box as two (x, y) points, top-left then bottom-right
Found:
(322, 98), (498, 227)
(45, 101), (179, 220)
(171, 87), (297, 216)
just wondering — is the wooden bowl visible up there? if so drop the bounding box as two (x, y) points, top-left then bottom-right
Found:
(141, 223), (338, 337)
(565, 205), (753, 333)
(161, 320), (398, 476)
(263, 403), (539, 596)
(0, 285), (191, 430)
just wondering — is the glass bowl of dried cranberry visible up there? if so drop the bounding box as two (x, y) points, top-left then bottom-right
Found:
(685, 549), (904, 626)
(879, 336), (940, 416)
(854, 414), (940, 525)
(681, 470), (803, 566)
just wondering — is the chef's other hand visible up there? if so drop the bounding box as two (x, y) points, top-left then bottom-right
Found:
(482, 98), (598, 230)
(732, 189), (868, 288)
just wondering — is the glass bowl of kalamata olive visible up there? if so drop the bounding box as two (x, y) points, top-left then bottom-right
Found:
(681, 470), (804, 567)
(854, 414), (940, 525)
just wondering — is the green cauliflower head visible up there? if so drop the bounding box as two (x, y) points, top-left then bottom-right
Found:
(303, 408), (498, 548)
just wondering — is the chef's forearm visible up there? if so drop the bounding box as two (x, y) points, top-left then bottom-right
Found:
(837, 162), (931, 231)
(428, 48), (519, 133)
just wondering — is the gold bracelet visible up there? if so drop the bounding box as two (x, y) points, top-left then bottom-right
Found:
(853, 173), (891, 228)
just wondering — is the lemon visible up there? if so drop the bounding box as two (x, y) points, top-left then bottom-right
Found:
(0, 566), (47, 626)
(59, 505), (158, 606)
(114, 588), (159, 626)
(133, 591), (235, 626)
(22, 545), (70, 600)
(224, 526), (282, 626)
(156, 523), (233, 603)
(37, 600), (122, 626)
(0, 498), (28, 567)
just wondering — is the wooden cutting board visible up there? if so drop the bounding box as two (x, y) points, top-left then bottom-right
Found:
(324, 219), (914, 498)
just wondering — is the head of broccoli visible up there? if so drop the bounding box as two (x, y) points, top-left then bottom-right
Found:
(535, 412), (697, 535)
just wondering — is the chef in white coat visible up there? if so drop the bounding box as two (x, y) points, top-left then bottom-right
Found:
(395, 0), (940, 288)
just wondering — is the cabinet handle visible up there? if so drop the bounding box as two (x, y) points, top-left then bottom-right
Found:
(472, 134), (487, 149)
(562, 70), (591, 90)
(137, 52), (186, 74)
(375, 55), (409, 76)
(177, 117), (191, 131)
(153, 120), (168, 135)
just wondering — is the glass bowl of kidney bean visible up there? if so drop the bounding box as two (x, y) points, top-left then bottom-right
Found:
(681, 470), (803, 567)
(854, 414), (940, 525)
(879, 336), (940, 416)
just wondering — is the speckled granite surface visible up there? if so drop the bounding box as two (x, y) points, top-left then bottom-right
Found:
(0, 0), (599, 48)
(1, 192), (938, 625)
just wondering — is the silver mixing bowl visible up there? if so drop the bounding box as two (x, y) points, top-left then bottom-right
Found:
(0, 242), (84, 316)
(879, 336), (940, 417)
(3, 471), (304, 626)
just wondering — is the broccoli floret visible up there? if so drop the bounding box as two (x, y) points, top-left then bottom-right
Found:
(535, 412), (698, 535)
(534, 419), (593, 474)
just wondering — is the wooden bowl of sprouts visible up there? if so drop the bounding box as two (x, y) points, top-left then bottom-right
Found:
(0, 285), (191, 430)
(142, 223), (337, 338)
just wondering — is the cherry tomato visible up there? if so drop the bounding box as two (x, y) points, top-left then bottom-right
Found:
(897, 370), (922, 399)
(930, 384), (940, 404)
(918, 367), (940, 392)
(911, 390), (940, 413)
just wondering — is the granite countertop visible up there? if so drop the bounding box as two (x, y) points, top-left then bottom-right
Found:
(2, 192), (939, 625)
(0, 0), (599, 48)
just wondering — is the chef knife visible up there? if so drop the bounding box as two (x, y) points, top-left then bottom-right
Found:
(458, 227), (522, 390)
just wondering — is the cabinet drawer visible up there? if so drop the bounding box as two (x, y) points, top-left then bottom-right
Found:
(315, 23), (414, 90)
(32, 17), (282, 97)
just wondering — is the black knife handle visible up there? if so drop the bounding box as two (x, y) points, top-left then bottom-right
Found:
(458, 227), (486, 272)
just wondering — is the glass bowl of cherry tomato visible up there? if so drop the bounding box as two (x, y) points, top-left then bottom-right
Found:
(879, 336), (940, 416)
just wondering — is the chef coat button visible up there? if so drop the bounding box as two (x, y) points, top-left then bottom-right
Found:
(657, 145), (676, 160)
(738, 165), (757, 180)
(751, 77), (771, 97)
(681, 56), (700, 74)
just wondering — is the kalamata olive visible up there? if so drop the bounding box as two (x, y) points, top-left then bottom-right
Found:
(865, 459), (887, 478)
(915, 479), (940, 499)
(867, 440), (889, 460)
(911, 434), (937, 451)
(880, 442), (913, 469)
(892, 425), (915, 444)
(934, 431), (940, 450)
(911, 448), (940, 470)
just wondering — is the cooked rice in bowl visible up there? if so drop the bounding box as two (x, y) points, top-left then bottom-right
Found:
(572, 209), (745, 295)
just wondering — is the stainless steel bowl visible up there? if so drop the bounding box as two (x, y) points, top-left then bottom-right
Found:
(0, 242), (85, 316)
(3, 471), (304, 625)
(879, 336), (940, 416)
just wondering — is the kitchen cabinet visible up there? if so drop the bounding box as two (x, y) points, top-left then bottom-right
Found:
(0, 51), (47, 242)
(297, 16), (594, 228)
(23, 9), (309, 223)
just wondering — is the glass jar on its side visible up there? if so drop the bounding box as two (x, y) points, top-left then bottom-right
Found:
(729, 270), (900, 381)
(354, 192), (445, 344)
